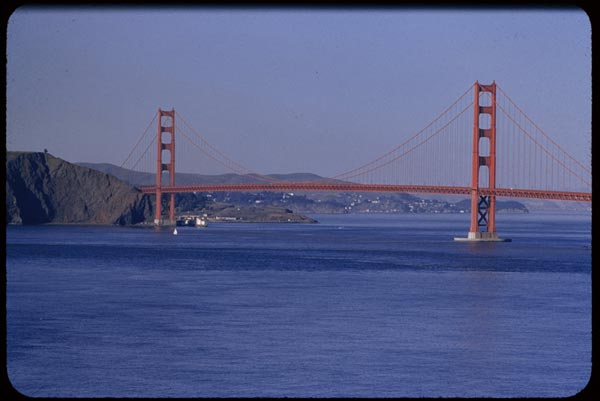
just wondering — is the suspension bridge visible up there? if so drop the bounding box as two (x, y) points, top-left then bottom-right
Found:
(121, 81), (591, 241)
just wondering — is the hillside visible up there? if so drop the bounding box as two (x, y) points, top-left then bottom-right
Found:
(6, 152), (153, 225)
(6, 152), (316, 225)
(77, 162), (330, 187)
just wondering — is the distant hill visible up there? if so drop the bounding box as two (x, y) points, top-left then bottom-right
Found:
(7, 152), (153, 225)
(453, 199), (528, 213)
(517, 198), (591, 212)
(76, 162), (330, 187)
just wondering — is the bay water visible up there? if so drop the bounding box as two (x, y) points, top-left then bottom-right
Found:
(5, 212), (591, 397)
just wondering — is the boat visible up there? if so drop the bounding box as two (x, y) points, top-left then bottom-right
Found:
(173, 228), (178, 235)
(176, 215), (208, 227)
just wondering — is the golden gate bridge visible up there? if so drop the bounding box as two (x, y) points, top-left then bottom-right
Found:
(121, 81), (591, 241)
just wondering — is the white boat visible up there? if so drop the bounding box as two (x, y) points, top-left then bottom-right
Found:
(196, 217), (207, 227)
(173, 228), (178, 235)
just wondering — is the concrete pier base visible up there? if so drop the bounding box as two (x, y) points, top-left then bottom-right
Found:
(454, 231), (511, 242)
(154, 219), (176, 226)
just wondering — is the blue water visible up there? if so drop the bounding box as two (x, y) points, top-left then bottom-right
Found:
(5, 212), (591, 397)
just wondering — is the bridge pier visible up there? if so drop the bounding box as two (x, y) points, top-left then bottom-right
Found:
(153, 190), (176, 226)
(154, 219), (176, 226)
(454, 231), (510, 242)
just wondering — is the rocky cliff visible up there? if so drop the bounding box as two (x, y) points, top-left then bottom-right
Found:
(6, 152), (153, 225)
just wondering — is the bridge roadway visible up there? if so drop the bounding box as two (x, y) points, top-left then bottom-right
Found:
(138, 183), (591, 202)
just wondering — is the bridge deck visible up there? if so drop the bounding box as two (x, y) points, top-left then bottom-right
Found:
(138, 183), (591, 202)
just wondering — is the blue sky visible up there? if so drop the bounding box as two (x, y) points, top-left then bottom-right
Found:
(6, 6), (591, 176)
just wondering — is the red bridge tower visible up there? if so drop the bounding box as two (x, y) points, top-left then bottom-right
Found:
(456, 81), (509, 242)
(154, 108), (176, 225)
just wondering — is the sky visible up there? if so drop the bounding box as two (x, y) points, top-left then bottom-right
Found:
(6, 6), (591, 177)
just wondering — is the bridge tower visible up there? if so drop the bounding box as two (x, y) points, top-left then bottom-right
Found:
(456, 81), (509, 242)
(154, 108), (176, 226)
